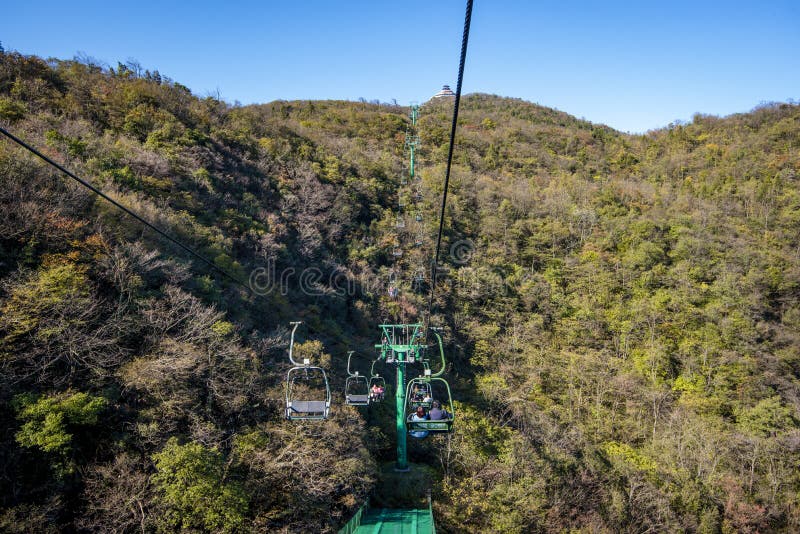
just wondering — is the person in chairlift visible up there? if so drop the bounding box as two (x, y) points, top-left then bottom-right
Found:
(409, 406), (429, 439)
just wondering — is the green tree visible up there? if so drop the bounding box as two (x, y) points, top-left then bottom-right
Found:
(14, 391), (106, 473)
(151, 438), (249, 532)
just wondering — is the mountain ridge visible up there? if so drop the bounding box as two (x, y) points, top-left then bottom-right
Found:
(1, 50), (799, 533)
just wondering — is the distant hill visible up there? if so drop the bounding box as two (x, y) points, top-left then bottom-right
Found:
(1, 50), (799, 533)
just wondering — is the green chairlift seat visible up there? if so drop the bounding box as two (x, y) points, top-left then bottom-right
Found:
(403, 329), (455, 435)
(405, 376), (454, 434)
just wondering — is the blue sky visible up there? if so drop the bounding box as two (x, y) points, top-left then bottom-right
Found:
(2, 0), (798, 133)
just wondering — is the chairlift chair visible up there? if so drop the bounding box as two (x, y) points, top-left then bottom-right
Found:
(286, 369), (331, 420)
(408, 377), (433, 409)
(405, 329), (454, 433)
(369, 374), (386, 402)
(285, 322), (331, 421)
(345, 373), (370, 406)
(369, 359), (386, 402)
(345, 351), (372, 406)
(413, 270), (426, 290)
(405, 375), (455, 434)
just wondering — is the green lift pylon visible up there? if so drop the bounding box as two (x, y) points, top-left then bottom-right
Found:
(409, 103), (420, 126)
(375, 323), (426, 471)
(404, 132), (420, 179)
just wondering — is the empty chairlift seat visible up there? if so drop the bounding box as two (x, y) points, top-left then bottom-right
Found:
(346, 373), (371, 406)
(287, 399), (329, 418)
(345, 352), (372, 406)
(284, 322), (332, 421)
(286, 365), (331, 420)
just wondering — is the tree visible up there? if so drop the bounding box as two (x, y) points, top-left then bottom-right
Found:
(13, 390), (106, 474)
(0, 262), (127, 385)
(151, 438), (248, 532)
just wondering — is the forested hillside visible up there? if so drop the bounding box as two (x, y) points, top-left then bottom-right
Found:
(1, 50), (799, 533)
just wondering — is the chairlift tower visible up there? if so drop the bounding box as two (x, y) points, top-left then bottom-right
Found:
(409, 102), (420, 126)
(373, 324), (452, 471)
(404, 132), (421, 179)
(375, 323), (426, 471)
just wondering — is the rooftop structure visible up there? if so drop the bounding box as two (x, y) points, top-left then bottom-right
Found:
(431, 85), (455, 99)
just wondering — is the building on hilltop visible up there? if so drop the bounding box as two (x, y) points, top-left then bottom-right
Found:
(431, 85), (455, 99)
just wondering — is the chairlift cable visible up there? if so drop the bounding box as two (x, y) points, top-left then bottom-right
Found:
(427, 0), (473, 326)
(0, 126), (254, 295)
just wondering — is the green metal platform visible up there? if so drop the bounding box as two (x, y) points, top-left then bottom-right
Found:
(352, 508), (435, 534)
